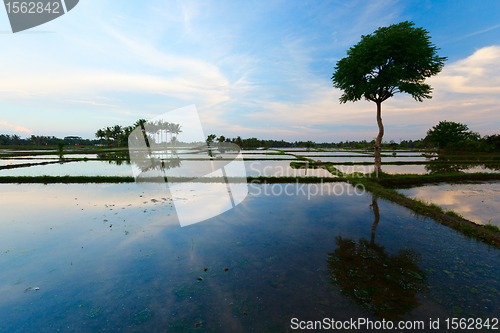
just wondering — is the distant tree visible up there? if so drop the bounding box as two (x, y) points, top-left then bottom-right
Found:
(95, 129), (105, 141)
(134, 119), (148, 129)
(57, 141), (64, 153)
(484, 134), (500, 152)
(425, 121), (475, 150)
(170, 123), (182, 145)
(332, 21), (446, 173)
(235, 136), (243, 148)
(206, 134), (216, 146)
(112, 125), (123, 145)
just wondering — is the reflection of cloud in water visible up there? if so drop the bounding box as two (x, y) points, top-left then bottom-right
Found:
(397, 181), (500, 226)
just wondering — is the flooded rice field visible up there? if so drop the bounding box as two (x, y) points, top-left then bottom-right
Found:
(336, 164), (500, 175)
(0, 159), (60, 166)
(245, 161), (336, 177)
(0, 160), (333, 178)
(2, 154), (499, 178)
(287, 151), (371, 156)
(396, 181), (500, 227)
(314, 156), (431, 162)
(1, 183), (500, 332)
(0, 161), (135, 177)
(0, 154), (101, 160)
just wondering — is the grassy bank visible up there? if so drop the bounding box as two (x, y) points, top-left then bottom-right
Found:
(348, 174), (500, 248)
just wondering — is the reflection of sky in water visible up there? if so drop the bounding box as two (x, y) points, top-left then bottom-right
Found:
(337, 164), (500, 175)
(245, 161), (335, 177)
(0, 150), (58, 153)
(397, 181), (500, 226)
(1, 154), (100, 159)
(337, 164), (427, 174)
(1, 160), (336, 178)
(0, 159), (60, 166)
(269, 147), (320, 151)
(312, 156), (430, 162)
(294, 151), (370, 156)
(1, 183), (500, 331)
(0, 161), (135, 177)
(240, 150), (271, 154)
(239, 154), (296, 160)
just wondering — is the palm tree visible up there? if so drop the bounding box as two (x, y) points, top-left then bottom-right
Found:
(95, 129), (105, 141)
(170, 123), (182, 146)
(104, 127), (113, 144)
(133, 119), (149, 145)
(112, 125), (123, 145)
(134, 119), (148, 129)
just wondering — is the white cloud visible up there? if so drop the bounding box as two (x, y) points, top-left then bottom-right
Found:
(0, 120), (33, 134)
(68, 100), (119, 107)
(429, 46), (500, 94)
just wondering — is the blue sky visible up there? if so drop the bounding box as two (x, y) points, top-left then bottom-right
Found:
(0, 0), (499, 142)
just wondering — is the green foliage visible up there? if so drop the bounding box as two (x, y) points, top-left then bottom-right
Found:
(206, 134), (216, 145)
(332, 21), (446, 104)
(57, 141), (64, 152)
(425, 121), (475, 149)
(484, 224), (500, 233)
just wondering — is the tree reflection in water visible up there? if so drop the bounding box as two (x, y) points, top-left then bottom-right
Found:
(327, 196), (427, 320)
(425, 153), (500, 174)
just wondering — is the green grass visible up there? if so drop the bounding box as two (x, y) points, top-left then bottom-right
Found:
(373, 172), (500, 187)
(348, 175), (500, 248)
(484, 224), (500, 233)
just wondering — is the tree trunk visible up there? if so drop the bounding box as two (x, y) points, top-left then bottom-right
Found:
(370, 195), (380, 245)
(374, 101), (384, 175)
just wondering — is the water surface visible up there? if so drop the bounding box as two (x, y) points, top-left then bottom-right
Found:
(396, 181), (500, 226)
(1, 183), (499, 332)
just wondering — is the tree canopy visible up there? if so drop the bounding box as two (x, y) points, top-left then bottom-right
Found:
(332, 21), (446, 173)
(425, 120), (478, 149)
(332, 21), (447, 104)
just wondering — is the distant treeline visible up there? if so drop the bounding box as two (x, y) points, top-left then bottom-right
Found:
(0, 134), (100, 146)
(2, 120), (499, 152)
(206, 135), (430, 150)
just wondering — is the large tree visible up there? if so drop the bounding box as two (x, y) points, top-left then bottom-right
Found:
(425, 120), (477, 150)
(332, 21), (446, 173)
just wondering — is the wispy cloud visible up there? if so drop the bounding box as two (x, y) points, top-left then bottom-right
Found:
(68, 100), (119, 107)
(0, 0), (499, 141)
(463, 23), (500, 39)
(0, 120), (33, 134)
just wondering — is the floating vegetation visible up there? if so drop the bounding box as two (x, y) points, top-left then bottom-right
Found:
(134, 308), (151, 324)
(87, 307), (102, 318)
(231, 298), (260, 316)
(168, 318), (206, 333)
(173, 282), (204, 298)
(134, 251), (155, 260)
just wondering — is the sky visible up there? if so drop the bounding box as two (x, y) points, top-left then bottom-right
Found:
(0, 0), (499, 142)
